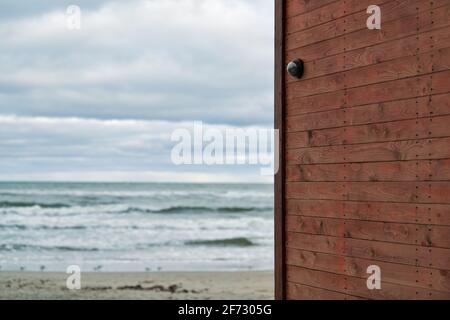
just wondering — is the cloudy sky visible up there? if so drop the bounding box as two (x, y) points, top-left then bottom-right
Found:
(0, 0), (274, 183)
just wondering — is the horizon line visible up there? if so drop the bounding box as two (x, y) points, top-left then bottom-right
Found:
(0, 180), (273, 184)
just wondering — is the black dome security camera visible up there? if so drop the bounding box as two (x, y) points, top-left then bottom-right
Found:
(286, 59), (304, 79)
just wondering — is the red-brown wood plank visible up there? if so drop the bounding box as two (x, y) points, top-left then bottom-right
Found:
(286, 282), (365, 300)
(287, 137), (450, 165)
(286, 26), (450, 81)
(287, 265), (450, 299)
(286, 159), (450, 182)
(286, 89), (345, 115)
(342, 44), (434, 89)
(286, 215), (450, 248)
(286, 93), (450, 132)
(286, 49), (450, 100)
(286, 199), (450, 226)
(286, 181), (450, 204)
(287, 114), (450, 148)
(286, 0), (391, 34)
(286, 232), (450, 270)
(286, 248), (450, 292)
(286, 0), (338, 18)
(286, 0), (446, 50)
(286, 4), (450, 59)
(347, 70), (450, 107)
(286, 70), (450, 114)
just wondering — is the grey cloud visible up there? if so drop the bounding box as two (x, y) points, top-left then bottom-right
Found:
(0, 115), (272, 182)
(0, 0), (274, 182)
(0, 0), (274, 126)
(0, 0), (112, 20)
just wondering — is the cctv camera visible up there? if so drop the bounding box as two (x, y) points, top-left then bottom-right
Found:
(286, 59), (304, 79)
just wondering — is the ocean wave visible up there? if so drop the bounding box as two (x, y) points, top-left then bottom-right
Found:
(121, 206), (273, 214)
(0, 189), (273, 199)
(185, 237), (255, 247)
(0, 204), (138, 217)
(216, 207), (271, 213)
(0, 244), (99, 252)
(0, 201), (70, 209)
(0, 224), (87, 231)
(0, 202), (273, 217)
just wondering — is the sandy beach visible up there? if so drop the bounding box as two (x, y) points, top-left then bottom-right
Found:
(0, 271), (274, 300)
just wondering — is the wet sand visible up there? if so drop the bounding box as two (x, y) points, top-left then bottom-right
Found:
(0, 271), (274, 300)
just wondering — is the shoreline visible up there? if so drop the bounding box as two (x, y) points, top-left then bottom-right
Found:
(0, 271), (274, 300)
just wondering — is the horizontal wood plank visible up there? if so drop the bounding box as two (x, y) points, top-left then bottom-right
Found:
(286, 181), (450, 204)
(286, 248), (450, 292)
(286, 4), (450, 59)
(286, 0), (447, 51)
(286, 46), (450, 98)
(286, 0), (400, 34)
(286, 232), (450, 270)
(287, 265), (450, 299)
(286, 159), (450, 182)
(286, 70), (450, 115)
(286, 0), (338, 18)
(286, 199), (450, 226)
(287, 114), (450, 149)
(286, 93), (450, 131)
(287, 137), (450, 164)
(286, 215), (450, 248)
(286, 281), (365, 300)
(286, 26), (450, 80)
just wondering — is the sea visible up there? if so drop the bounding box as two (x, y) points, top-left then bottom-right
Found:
(0, 182), (274, 272)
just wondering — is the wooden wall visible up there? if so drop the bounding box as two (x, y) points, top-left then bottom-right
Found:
(275, 0), (450, 299)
